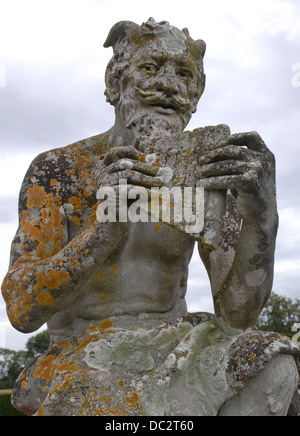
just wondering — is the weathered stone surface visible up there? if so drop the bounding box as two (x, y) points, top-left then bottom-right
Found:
(2, 18), (300, 416)
(288, 358), (300, 416)
(11, 316), (299, 416)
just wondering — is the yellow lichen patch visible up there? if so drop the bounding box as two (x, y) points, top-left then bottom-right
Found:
(125, 392), (141, 410)
(249, 354), (256, 362)
(69, 257), (79, 268)
(36, 292), (54, 307)
(112, 265), (119, 276)
(50, 179), (59, 187)
(72, 216), (81, 226)
(88, 319), (115, 334)
(20, 191), (65, 261)
(102, 395), (110, 404)
(68, 196), (82, 213)
(26, 185), (47, 209)
(89, 213), (97, 225)
(36, 404), (45, 416)
(54, 340), (69, 350)
(99, 319), (114, 331)
(118, 380), (125, 388)
(33, 354), (55, 381)
(21, 380), (28, 390)
(6, 286), (34, 328)
(102, 406), (127, 416)
(154, 223), (162, 232)
(34, 270), (70, 293)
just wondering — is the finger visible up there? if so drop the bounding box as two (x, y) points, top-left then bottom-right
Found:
(218, 132), (268, 152)
(199, 160), (262, 178)
(105, 170), (164, 188)
(103, 146), (144, 166)
(198, 174), (257, 192)
(126, 171), (164, 188)
(199, 145), (256, 166)
(199, 160), (249, 178)
(108, 159), (159, 177)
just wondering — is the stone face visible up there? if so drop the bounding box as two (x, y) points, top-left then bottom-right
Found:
(2, 18), (300, 416)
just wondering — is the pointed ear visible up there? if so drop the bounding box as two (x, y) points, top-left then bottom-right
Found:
(104, 21), (141, 48)
(182, 28), (190, 37)
(195, 39), (206, 58)
(182, 28), (206, 59)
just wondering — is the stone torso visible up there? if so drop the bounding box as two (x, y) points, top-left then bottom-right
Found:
(20, 131), (194, 344)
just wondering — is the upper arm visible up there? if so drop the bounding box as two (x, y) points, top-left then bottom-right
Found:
(9, 152), (69, 270)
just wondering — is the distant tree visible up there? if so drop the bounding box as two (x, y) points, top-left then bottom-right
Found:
(26, 330), (50, 359)
(0, 330), (50, 389)
(0, 349), (28, 389)
(256, 292), (300, 338)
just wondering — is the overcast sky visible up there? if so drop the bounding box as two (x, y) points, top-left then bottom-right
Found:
(0, 0), (299, 350)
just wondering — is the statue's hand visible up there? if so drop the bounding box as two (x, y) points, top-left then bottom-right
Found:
(99, 146), (164, 189)
(198, 132), (276, 222)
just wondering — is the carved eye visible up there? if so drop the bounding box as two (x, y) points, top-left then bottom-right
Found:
(178, 69), (193, 79)
(140, 64), (157, 74)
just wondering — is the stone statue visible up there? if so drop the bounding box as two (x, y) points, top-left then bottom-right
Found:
(2, 18), (300, 416)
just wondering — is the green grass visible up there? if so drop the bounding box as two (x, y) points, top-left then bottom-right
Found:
(0, 391), (25, 416)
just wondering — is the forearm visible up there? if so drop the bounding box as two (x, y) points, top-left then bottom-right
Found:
(214, 210), (278, 330)
(2, 221), (127, 332)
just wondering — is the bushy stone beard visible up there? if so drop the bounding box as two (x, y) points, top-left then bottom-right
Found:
(116, 81), (193, 152)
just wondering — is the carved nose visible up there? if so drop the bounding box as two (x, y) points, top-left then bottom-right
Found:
(156, 74), (179, 96)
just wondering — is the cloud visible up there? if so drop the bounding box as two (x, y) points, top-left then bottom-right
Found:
(0, 61), (115, 151)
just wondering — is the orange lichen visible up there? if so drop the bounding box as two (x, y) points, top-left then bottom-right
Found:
(87, 319), (115, 334)
(125, 392), (141, 410)
(89, 213), (97, 225)
(72, 216), (81, 226)
(112, 265), (119, 275)
(34, 270), (70, 293)
(69, 257), (79, 268)
(26, 185), (47, 209)
(68, 196), (83, 213)
(249, 354), (256, 362)
(99, 319), (114, 330)
(154, 223), (162, 232)
(102, 395), (110, 404)
(21, 380), (28, 390)
(20, 191), (64, 261)
(36, 404), (45, 416)
(36, 292), (54, 307)
(5, 285), (34, 327)
(33, 354), (55, 381)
